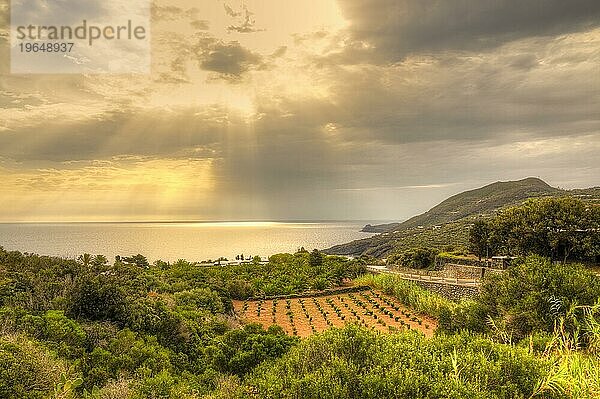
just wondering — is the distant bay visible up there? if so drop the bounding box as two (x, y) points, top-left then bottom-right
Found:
(0, 221), (377, 263)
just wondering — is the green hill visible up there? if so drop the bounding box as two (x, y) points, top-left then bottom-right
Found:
(327, 177), (599, 258)
(362, 177), (559, 233)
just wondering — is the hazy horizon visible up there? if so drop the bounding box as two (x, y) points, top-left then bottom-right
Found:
(0, 219), (395, 224)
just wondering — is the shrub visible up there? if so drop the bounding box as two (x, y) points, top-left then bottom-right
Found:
(213, 325), (550, 399)
(392, 247), (440, 269)
(66, 275), (127, 324)
(479, 255), (600, 338)
(0, 334), (71, 399)
(175, 288), (226, 314)
(204, 324), (297, 377)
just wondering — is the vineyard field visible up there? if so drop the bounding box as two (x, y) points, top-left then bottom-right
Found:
(233, 290), (437, 337)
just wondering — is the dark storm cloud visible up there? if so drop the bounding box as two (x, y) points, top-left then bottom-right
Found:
(151, 34), (265, 84)
(294, 22), (600, 146)
(148, 4), (266, 83)
(211, 95), (600, 219)
(211, 108), (360, 219)
(254, 52), (600, 148)
(194, 38), (264, 79)
(336, 0), (600, 62)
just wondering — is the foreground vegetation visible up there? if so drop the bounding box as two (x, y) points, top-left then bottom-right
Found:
(1, 242), (599, 397)
(0, 248), (362, 398)
(211, 305), (600, 399)
(361, 255), (600, 336)
(356, 256), (600, 398)
(214, 326), (551, 399)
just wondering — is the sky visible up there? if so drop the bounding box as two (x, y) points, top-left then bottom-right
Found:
(0, 0), (599, 222)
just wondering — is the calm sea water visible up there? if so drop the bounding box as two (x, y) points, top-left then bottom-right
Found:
(0, 222), (375, 262)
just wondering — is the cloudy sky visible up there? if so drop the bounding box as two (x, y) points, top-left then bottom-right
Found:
(1, 0), (599, 222)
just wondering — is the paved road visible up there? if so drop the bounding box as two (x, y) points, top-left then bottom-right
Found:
(366, 265), (480, 287)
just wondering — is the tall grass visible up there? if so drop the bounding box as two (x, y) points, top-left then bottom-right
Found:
(356, 274), (488, 332)
(530, 304), (600, 399)
(357, 274), (600, 398)
(354, 274), (455, 319)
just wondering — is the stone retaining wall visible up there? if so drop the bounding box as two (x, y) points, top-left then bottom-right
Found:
(483, 268), (505, 278)
(412, 280), (480, 301)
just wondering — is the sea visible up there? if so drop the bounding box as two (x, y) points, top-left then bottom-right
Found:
(0, 221), (378, 263)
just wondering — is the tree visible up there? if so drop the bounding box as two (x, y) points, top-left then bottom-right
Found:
(91, 255), (109, 270)
(122, 254), (150, 268)
(488, 197), (600, 262)
(468, 220), (491, 260)
(398, 247), (439, 269)
(153, 259), (170, 270)
(78, 253), (92, 267)
(66, 275), (127, 323)
(309, 249), (324, 268)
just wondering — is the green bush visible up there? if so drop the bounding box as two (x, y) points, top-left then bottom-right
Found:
(66, 274), (127, 323)
(0, 308), (86, 359)
(132, 369), (199, 399)
(0, 334), (71, 399)
(204, 324), (297, 377)
(83, 328), (175, 389)
(215, 325), (550, 399)
(480, 255), (600, 338)
(175, 288), (226, 314)
(388, 247), (440, 269)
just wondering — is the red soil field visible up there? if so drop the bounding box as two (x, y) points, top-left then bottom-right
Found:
(233, 289), (437, 338)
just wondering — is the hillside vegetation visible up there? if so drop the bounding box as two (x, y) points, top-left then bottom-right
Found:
(327, 178), (600, 258)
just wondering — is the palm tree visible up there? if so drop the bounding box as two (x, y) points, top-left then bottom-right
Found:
(78, 253), (92, 267)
